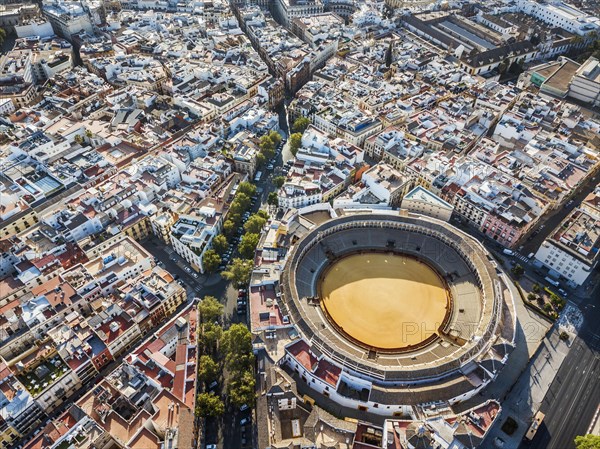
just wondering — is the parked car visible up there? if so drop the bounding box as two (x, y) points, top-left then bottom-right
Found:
(240, 418), (250, 426)
(240, 404), (249, 412)
(545, 276), (560, 287)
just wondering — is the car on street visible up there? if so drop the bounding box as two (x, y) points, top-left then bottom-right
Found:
(240, 418), (250, 426)
(192, 273), (199, 279)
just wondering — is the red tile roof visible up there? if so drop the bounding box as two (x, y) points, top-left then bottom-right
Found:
(287, 339), (318, 372)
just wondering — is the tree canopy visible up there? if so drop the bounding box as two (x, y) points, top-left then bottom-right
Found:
(289, 133), (302, 156)
(197, 296), (224, 324)
(222, 324), (254, 372)
(267, 192), (279, 206)
(221, 258), (254, 287)
(197, 355), (219, 385)
(237, 181), (257, 198)
(574, 435), (600, 449)
(196, 392), (225, 418)
(212, 234), (229, 255)
(239, 233), (260, 259)
(202, 249), (221, 273)
(292, 117), (311, 133)
(244, 215), (267, 234)
(228, 369), (256, 408)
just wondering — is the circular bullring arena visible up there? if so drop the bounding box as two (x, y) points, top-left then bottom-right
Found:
(319, 252), (450, 351)
(281, 213), (515, 391)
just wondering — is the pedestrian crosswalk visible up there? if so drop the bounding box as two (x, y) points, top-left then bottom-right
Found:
(515, 253), (529, 263)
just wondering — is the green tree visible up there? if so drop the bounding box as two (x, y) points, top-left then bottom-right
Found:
(256, 152), (266, 167)
(244, 215), (267, 234)
(511, 264), (524, 278)
(228, 369), (256, 408)
(200, 322), (223, 353)
(239, 233), (260, 259)
(527, 292), (537, 302)
(74, 134), (84, 144)
(289, 133), (302, 156)
(230, 193), (251, 215)
(292, 117), (311, 133)
(532, 283), (542, 294)
(273, 176), (286, 188)
(202, 249), (221, 273)
(212, 234), (229, 255)
(197, 296), (224, 324)
(222, 323), (254, 371)
(221, 258), (254, 287)
(256, 210), (269, 219)
(574, 435), (600, 449)
(197, 355), (219, 385)
(268, 130), (282, 146)
(262, 146), (276, 161)
(237, 181), (257, 198)
(0, 28), (6, 47)
(267, 192), (279, 207)
(223, 219), (236, 237)
(196, 392), (225, 418)
(260, 134), (275, 153)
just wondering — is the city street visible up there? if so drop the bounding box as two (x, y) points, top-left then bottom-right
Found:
(524, 280), (600, 449)
(139, 149), (280, 449)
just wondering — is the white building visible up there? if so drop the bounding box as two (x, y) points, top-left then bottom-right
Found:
(42, 1), (95, 40)
(569, 57), (600, 107)
(401, 186), (454, 222)
(273, 0), (324, 27)
(169, 207), (221, 273)
(516, 0), (600, 36)
(278, 181), (323, 210)
(361, 163), (412, 207)
(534, 208), (600, 286)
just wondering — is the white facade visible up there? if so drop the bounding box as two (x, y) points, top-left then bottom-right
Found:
(278, 182), (323, 210)
(516, 0), (600, 36)
(534, 208), (599, 286)
(401, 186), (454, 222)
(15, 21), (54, 38)
(569, 57), (600, 107)
(0, 98), (16, 116)
(282, 340), (488, 416)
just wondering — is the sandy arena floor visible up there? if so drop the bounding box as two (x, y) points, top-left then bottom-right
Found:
(320, 253), (449, 350)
